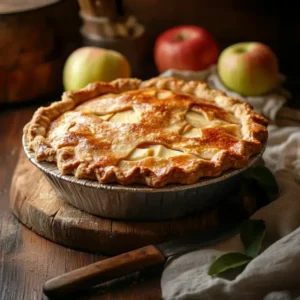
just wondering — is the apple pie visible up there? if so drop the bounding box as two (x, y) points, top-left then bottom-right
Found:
(24, 77), (268, 187)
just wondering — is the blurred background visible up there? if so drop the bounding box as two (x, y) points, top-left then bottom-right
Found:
(0, 0), (299, 105)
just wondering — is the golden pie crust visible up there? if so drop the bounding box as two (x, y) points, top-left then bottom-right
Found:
(24, 77), (268, 187)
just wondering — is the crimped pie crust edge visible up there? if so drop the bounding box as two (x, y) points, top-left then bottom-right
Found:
(23, 77), (268, 187)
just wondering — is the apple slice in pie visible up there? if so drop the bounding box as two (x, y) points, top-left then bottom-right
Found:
(24, 77), (268, 187)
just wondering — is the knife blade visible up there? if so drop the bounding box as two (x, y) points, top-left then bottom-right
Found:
(43, 222), (239, 298)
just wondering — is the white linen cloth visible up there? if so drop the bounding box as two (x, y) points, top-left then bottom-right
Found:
(159, 67), (300, 300)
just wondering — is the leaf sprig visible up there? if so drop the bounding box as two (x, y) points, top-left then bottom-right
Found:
(208, 166), (277, 277)
(208, 219), (266, 276)
(244, 166), (279, 201)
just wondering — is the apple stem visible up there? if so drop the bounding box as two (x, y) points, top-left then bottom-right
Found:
(234, 47), (246, 53)
(173, 33), (187, 42)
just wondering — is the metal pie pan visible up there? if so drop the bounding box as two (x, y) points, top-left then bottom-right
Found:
(22, 135), (265, 221)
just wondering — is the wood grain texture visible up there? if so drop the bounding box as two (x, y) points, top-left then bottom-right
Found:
(0, 106), (161, 300)
(0, 0), (81, 103)
(10, 151), (258, 256)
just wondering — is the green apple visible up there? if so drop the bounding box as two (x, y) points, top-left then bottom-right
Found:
(217, 42), (279, 96)
(63, 47), (131, 91)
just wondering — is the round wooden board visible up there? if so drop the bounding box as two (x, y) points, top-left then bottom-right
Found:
(10, 151), (257, 256)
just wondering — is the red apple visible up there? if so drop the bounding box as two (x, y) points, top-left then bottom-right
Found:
(154, 25), (219, 73)
(217, 42), (279, 96)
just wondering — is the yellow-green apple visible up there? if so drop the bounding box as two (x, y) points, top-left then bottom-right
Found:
(154, 25), (219, 73)
(217, 42), (279, 96)
(63, 47), (131, 91)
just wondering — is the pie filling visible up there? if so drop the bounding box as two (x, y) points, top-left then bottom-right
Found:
(47, 89), (241, 164)
(127, 145), (186, 160)
(25, 78), (268, 186)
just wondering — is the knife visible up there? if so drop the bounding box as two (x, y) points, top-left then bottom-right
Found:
(43, 222), (239, 298)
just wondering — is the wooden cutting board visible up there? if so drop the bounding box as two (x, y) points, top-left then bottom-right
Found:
(10, 151), (257, 255)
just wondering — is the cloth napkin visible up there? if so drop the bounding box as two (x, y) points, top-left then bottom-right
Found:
(159, 67), (300, 300)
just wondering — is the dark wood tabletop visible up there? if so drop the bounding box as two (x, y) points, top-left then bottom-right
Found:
(1, 74), (299, 300)
(0, 102), (162, 300)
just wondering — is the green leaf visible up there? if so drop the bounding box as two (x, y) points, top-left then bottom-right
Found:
(208, 252), (252, 276)
(244, 166), (279, 200)
(240, 219), (266, 258)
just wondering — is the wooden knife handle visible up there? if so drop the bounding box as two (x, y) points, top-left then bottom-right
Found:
(43, 245), (165, 297)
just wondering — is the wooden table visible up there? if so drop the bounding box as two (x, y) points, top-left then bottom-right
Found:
(2, 79), (299, 300)
(0, 102), (162, 300)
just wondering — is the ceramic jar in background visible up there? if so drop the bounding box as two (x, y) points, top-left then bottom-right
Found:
(79, 12), (146, 79)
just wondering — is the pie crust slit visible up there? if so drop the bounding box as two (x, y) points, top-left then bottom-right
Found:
(24, 77), (268, 187)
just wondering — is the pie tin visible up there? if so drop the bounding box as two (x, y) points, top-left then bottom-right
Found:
(22, 135), (265, 221)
